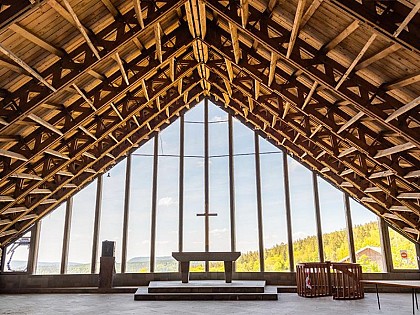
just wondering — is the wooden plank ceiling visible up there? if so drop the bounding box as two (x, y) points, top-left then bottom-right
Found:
(0, 0), (418, 247)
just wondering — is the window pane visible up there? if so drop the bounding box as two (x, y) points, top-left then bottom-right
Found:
(260, 139), (289, 271)
(288, 156), (319, 263)
(208, 104), (229, 271)
(317, 177), (349, 262)
(99, 159), (126, 273)
(350, 199), (383, 272)
(36, 203), (66, 274)
(67, 180), (97, 274)
(155, 120), (180, 272)
(234, 121), (259, 272)
(389, 227), (418, 270)
(3, 232), (31, 272)
(183, 103), (205, 271)
(127, 140), (153, 273)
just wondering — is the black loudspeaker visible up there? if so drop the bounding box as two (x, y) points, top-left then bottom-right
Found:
(101, 240), (116, 257)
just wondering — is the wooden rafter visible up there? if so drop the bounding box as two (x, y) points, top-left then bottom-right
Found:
(337, 112), (364, 134)
(229, 22), (241, 63)
(355, 43), (401, 72)
(0, 149), (28, 161)
(100, 0), (120, 18)
(323, 20), (359, 53)
(393, 1), (420, 37)
(286, 0), (306, 59)
(300, 0), (323, 29)
(154, 22), (163, 63)
(268, 52), (278, 87)
(240, 0), (248, 28)
(0, 57), (26, 74)
(375, 142), (416, 158)
(384, 71), (420, 91)
(385, 96), (420, 122)
(27, 113), (63, 136)
(133, 0), (145, 29)
(115, 52), (129, 85)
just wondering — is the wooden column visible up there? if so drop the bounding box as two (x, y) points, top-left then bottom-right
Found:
(60, 198), (73, 274)
(0, 246), (5, 273)
(150, 134), (159, 272)
(283, 153), (294, 272)
(121, 153), (132, 273)
(379, 218), (393, 272)
(91, 175), (103, 273)
(312, 172), (324, 262)
(415, 243), (420, 270)
(27, 221), (41, 274)
(254, 132), (265, 272)
(179, 114), (185, 254)
(204, 98), (210, 272)
(228, 114), (236, 255)
(343, 193), (356, 263)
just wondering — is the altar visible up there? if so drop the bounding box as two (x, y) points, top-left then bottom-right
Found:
(172, 251), (241, 283)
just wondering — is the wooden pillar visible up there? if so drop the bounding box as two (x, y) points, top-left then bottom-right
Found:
(379, 218), (393, 272)
(415, 242), (420, 270)
(91, 175), (103, 273)
(228, 114), (236, 255)
(0, 246), (5, 272)
(150, 134), (159, 272)
(254, 132), (265, 272)
(343, 193), (356, 263)
(178, 114), (185, 254)
(27, 221), (41, 274)
(312, 172), (324, 262)
(60, 198), (73, 274)
(121, 153), (132, 273)
(283, 153), (294, 272)
(204, 98), (210, 272)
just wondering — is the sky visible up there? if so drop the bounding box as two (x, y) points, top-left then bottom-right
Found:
(7, 100), (381, 265)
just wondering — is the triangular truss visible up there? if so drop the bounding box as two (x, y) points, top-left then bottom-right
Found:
(0, 0), (419, 247)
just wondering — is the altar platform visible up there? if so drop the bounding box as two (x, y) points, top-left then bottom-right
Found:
(134, 280), (278, 300)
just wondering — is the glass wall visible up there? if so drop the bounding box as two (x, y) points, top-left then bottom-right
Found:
(155, 120), (180, 272)
(126, 140), (154, 273)
(350, 199), (383, 272)
(36, 203), (66, 274)
(99, 159), (126, 273)
(2, 231), (31, 272)
(317, 177), (349, 262)
(67, 180), (97, 274)
(259, 139), (289, 271)
(389, 227), (418, 270)
(234, 120), (260, 271)
(288, 156), (319, 263)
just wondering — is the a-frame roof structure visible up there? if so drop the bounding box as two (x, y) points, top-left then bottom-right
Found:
(0, 0), (419, 248)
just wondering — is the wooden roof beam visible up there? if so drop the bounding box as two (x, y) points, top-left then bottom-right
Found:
(114, 52), (129, 85)
(268, 52), (278, 87)
(384, 71), (420, 91)
(369, 170), (395, 179)
(62, 0), (101, 60)
(240, 0), (248, 28)
(375, 142), (416, 158)
(47, 0), (92, 35)
(337, 112), (364, 134)
(267, 0), (278, 13)
(0, 149), (27, 161)
(100, 0), (120, 18)
(355, 43), (401, 72)
(44, 148), (70, 160)
(300, 0), (323, 29)
(154, 23), (163, 63)
(335, 33), (377, 89)
(229, 22), (241, 63)
(72, 84), (97, 111)
(301, 81), (318, 109)
(0, 44), (56, 92)
(404, 170), (420, 179)
(398, 192), (420, 200)
(0, 135), (19, 143)
(225, 58), (234, 82)
(87, 69), (106, 81)
(9, 173), (42, 180)
(0, 57), (26, 74)
(79, 126), (97, 140)
(29, 189), (52, 194)
(338, 146), (357, 158)
(110, 102), (124, 120)
(142, 79), (149, 101)
(133, 0), (145, 29)
(393, 1), (420, 37)
(27, 113), (63, 136)
(385, 95), (420, 122)
(286, 0), (306, 59)
(9, 24), (65, 57)
(323, 20), (359, 53)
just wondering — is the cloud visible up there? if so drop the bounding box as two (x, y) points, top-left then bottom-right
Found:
(158, 197), (177, 207)
(293, 231), (308, 241)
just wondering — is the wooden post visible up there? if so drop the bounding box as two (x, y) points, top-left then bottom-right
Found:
(150, 134), (159, 272)
(283, 153), (294, 271)
(312, 172), (324, 262)
(254, 132), (265, 272)
(121, 153), (132, 273)
(379, 218), (393, 272)
(343, 193), (356, 263)
(179, 114), (185, 253)
(60, 198), (73, 274)
(204, 98), (210, 272)
(91, 175), (103, 274)
(27, 221), (41, 274)
(228, 114), (237, 265)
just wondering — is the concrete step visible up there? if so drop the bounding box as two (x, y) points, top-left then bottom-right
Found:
(148, 280), (265, 293)
(134, 286), (278, 301)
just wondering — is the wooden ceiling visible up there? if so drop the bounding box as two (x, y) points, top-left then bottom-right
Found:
(0, 0), (419, 248)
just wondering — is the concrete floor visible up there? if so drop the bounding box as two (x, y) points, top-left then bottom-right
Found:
(0, 293), (417, 314)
